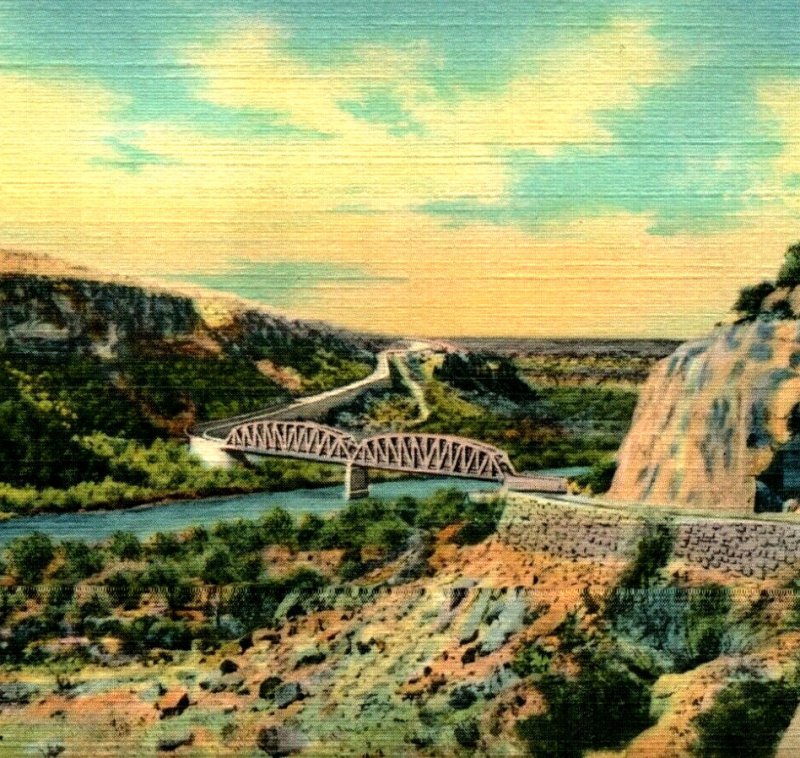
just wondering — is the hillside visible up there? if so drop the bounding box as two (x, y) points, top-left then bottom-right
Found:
(0, 492), (796, 755)
(0, 264), (379, 511)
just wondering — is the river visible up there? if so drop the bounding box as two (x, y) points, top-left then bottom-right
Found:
(0, 467), (585, 546)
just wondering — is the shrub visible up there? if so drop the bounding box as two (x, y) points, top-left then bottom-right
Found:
(693, 678), (799, 757)
(776, 241), (800, 288)
(415, 488), (468, 530)
(54, 540), (104, 582)
(766, 299), (794, 320)
(681, 585), (732, 671)
(573, 459), (618, 494)
(733, 281), (776, 320)
(454, 719), (480, 749)
(296, 513), (325, 549)
(617, 521), (675, 589)
(454, 497), (506, 545)
(6, 532), (54, 583)
(512, 640), (552, 678)
(260, 507), (297, 546)
(104, 570), (145, 610)
(148, 531), (182, 559)
(516, 653), (652, 757)
(139, 563), (193, 615)
(449, 686), (477, 710)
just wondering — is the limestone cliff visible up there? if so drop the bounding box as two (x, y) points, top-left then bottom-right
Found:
(609, 319), (800, 514)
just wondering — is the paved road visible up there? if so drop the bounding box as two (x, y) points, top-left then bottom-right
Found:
(193, 342), (433, 442)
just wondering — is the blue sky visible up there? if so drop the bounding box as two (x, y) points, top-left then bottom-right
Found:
(0, 1), (798, 336)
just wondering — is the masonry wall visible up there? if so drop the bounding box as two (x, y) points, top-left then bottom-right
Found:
(498, 495), (800, 579)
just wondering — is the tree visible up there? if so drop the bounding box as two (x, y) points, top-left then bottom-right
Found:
(108, 531), (142, 561)
(733, 281), (776, 319)
(55, 540), (104, 582)
(777, 241), (800, 288)
(6, 532), (54, 583)
(693, 678), (799, 757)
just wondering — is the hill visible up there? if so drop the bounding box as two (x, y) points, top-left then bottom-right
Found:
(0, 261), (380, 511)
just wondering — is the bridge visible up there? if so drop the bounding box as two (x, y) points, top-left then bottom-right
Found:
(188, 345), (568, 499)
(222, 420), (520, 498)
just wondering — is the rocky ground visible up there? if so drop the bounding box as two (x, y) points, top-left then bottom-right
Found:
(0, 528), (796, 757)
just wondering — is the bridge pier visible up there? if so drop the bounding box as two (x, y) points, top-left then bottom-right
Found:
(345, 462), (369, 500)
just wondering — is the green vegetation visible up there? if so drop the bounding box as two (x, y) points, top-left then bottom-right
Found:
(618, 520), (675, 589)
(606, 526), (744, 673)
(572, 459), (617, 494)
(733, 241), (800, 321)
(515, 352), (661, 388)
(6, 532), (54, 583)
(0, 489), (505, 662)
(0, 435), (344, 515)
(733, 282), (778, 321)
(330, 350), (643, 473)
(118, 355), (289, 422)
(692, 678), (799, 757)
(776, 240), (800, 288)
(516, 649), (653, 758)
(511, 640), (552, 678)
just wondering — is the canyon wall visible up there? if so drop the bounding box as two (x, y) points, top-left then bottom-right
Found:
(608, 319), (800, 514)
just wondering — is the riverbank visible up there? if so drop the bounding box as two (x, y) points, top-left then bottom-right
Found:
(0, 477), (502, 545)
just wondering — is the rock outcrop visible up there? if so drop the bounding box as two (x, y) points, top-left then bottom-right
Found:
(0, 273), (377, 362)
(609, 319), (800, 513)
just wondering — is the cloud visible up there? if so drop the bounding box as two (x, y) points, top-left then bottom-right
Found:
(0, 17), (790, 338)
(414, 20), (685, 153)
(758, 78), (800, 209)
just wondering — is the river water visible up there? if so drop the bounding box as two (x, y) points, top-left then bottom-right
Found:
(0, 468), (584, 546)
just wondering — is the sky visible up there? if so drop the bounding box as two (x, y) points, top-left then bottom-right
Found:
(0, 1), (798, 337)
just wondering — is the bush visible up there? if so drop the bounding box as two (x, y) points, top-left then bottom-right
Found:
(108, 531), (142, 561)
(733, 281), (776, 320)
(573, 459), (617, 494)
(512, 641), (552, 678)
(682, 585), (731, 670)
(693, 678), (799, 757)
(617, 521), (674, 589)
(454, 719), (480, 749)
(104, 570), (145, 610)
(607, 584), (733, 673)
(54, 540), (104, 582)
(296, 513), (325, 549)
(449, 686), (477, 710)
(516, 653), (652, 757)
(148, 531), (182, 559)
(260, 507), (296, 546)
(139, 563), (193, 615)
(6, 532), (54, 583)
(776, 241), (800, 288)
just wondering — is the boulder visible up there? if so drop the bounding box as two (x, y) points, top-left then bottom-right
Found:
(219, 659), (239, 674)
(157, 733), (194, 752)
(256, 725), (308, 756)
(273, 682), (304, 709)
(157, 690), (190, 719)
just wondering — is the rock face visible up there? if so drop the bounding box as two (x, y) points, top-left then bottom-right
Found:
(0, 273), (377, 361)
(609, 320), (800, 513)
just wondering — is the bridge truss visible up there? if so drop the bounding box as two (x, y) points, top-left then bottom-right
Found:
(224, 420), (515, 481)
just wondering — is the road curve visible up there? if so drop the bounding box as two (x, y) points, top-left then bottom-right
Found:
(192, 343), (431, 443)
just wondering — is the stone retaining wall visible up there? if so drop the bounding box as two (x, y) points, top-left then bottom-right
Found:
(499, 496), (643, 561)
(499, 495), (800, 578)
(673, 519), (800, 578)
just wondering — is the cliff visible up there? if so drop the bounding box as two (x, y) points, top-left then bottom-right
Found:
(0, 272), (377, 362)
(609, 318), (800, 514)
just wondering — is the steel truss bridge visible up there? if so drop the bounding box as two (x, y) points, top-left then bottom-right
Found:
(222, 420), (521, 498)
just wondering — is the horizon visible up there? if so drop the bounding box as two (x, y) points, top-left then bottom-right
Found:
(1, 1), (798, 337)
